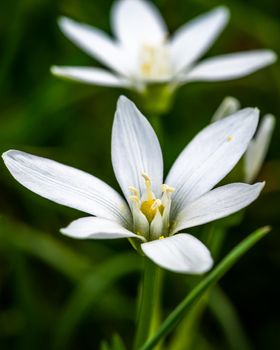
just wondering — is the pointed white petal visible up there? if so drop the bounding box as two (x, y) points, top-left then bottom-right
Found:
(51, 66), (131, 87)
(58, 17), (130, 76)
(111, 0), (167, 48)
(211, 96), (240, 123)
(61, 216), (143, 240)
(245, 115), (276, 183)
(141, 233), (213, 274)
(166, 108), (259, 215)
(170, 7), (229, 74)
(2, 150), (131, 226)
(131, 200), (150, 238)
(150, 211), (163, 240)
(173, 182), (264, 233)
(182, 50), (277, 82)
(112, 96), (163, 200)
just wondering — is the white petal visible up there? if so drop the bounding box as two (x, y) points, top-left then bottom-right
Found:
(111, 0), (167, 48)
(173, 182), (264, 233)
(141, 233), (213, 274)
(245, 114), (276, 183)
(58, 17), (130, 76)
(166, 108), (259, 215)
(2, 150), (131, 226)
(150, 211), (163, 241)
(112, 96), (163, 200)
(170, 7), (229, 74)
(131, 200), (149, 238)
(182, 50), (277, 82)
(211, 96), (240, 123)
(61, 216), (143, 240)
(51, 66), (131, 87)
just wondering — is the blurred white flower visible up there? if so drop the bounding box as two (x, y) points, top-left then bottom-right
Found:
(212, 97), (276, 183)
(51, 0), (276, 90)
(3, 97), (263, 274)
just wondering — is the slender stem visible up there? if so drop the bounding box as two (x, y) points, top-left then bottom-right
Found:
(150, 268), (164, 350)
(134, 258), (162, 350)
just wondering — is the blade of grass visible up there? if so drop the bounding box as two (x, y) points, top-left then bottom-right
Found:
(0, 216), (96, 281)
(140, 226), (270, 350)
(168, 295), (208, 350)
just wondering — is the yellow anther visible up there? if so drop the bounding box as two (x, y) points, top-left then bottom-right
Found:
(129, 186), (139, 197)
(142, 172), (150, 182)
(142, 172), (153, 200)
(162, 184), (175, 193)
(159, 235), (165, 239)
(129, 195), (140, 205)
(227, 135), (233, 142)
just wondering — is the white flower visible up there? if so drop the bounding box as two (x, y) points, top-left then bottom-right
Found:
(2, 96), (263, 274)
(212, 96), (276, 183)
(51, 0), (276, 90)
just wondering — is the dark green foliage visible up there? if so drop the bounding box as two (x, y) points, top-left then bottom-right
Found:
(0, 1), (279, 349)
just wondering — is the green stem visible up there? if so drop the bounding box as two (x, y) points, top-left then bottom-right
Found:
(134, 258), (162, 350)
(140, 226), (270, 350)
(149, 114), (163, 144)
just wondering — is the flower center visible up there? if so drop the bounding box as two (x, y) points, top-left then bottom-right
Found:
(138, 43), (171, 80)
(129, 173), (174, 241)
(140, 199), (164, 223)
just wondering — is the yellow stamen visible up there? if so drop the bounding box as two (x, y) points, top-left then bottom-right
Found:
(162, 184), (175, 193)
(142, 172), (153, 200)
(129, 195), (140, 205)
(159, 235), (165, 239)
(129, 186), (139, 197)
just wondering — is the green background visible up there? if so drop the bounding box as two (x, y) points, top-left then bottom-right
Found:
(0, 0), (279, 349)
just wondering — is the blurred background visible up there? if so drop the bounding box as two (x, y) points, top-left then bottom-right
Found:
(0, 0), (279, 349)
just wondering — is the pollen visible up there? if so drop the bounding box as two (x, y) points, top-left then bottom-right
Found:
(159, 235), (165, 239)
(227, 135), (233, 142)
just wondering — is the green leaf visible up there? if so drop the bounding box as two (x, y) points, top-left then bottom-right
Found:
(112, 333), (127, 350)
(0, 216), (93, 281)
(99, 334), (127, 350)
(168, 295), (208, 350)
(140, 226), (270, 350)
(100, 341), (111, 350)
